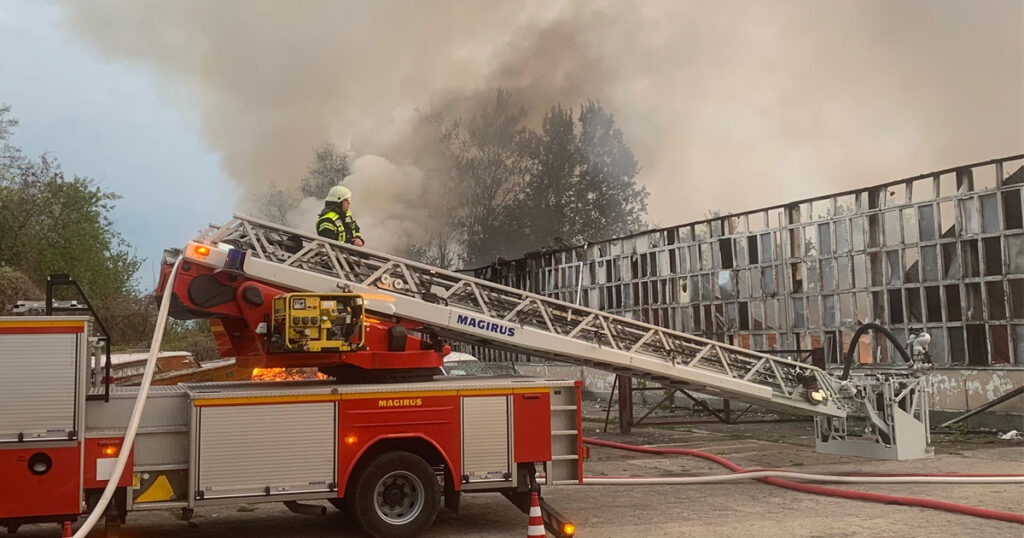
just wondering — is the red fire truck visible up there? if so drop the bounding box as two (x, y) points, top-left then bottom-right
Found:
(1, 215), (934, 536)
(1, 269), (581, 537)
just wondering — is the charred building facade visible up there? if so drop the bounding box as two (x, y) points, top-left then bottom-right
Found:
(476, 155), (1024, 422)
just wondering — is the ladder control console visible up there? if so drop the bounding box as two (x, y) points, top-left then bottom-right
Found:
(270, 293), (365, 352)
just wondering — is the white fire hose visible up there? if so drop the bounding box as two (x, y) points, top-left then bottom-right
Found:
(72, 257), (182, 538)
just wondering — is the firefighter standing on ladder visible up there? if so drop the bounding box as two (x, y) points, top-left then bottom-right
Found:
(317, 185), (364, 246)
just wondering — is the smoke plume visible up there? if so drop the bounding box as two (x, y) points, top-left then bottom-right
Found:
(56, 0), (1024, 250)
(287, 155), (429, 253)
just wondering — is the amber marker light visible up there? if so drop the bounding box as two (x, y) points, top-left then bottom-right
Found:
(194, 245), (211, 256)
(563, 523), (576, 535)
(344, 435), (358, 446)
(100, 444), (119, 457)
(360, 293), (396, 303)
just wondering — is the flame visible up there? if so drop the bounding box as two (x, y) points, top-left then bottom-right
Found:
(251, 367), (329, 381)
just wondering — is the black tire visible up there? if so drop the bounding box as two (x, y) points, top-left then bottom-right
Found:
(346, 451), (440, 538)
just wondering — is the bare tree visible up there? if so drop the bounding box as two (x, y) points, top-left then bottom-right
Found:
(252, 184), (300, 225)
(300, 142), (351, 199)
(411, 228), (465, 270)
(397, 111), (469, 269)
(410, 180), (466, 269)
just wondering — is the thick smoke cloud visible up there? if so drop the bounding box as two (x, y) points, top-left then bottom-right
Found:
(57, 0), (1023, 247)
(284, 155), (428, 254)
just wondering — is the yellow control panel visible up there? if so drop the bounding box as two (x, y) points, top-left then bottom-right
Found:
(270, 293), (365, 352)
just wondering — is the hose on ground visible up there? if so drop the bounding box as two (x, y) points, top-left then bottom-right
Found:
(582, 437), (1024, 525)
(73, 257), (182, 538)
(841, 322), (914, 381)
(581, 471), (1024, 484)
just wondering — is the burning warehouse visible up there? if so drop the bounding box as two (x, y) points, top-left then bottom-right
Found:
(475, 154), (1024, 429)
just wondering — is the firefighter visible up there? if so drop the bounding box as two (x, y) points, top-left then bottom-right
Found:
(316, 185), (364, 246)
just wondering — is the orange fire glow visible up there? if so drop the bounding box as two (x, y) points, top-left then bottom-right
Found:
(251, 367), (329, 381)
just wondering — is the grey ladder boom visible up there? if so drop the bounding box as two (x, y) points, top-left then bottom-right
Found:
(192, 214), (846, 418)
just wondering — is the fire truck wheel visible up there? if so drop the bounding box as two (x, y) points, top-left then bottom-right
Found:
(347, 451), (440, 538)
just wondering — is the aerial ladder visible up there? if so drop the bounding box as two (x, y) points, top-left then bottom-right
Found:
(167, 214), (934, 461)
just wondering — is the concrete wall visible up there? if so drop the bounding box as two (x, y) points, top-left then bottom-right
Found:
(929, 367), (1024, 413)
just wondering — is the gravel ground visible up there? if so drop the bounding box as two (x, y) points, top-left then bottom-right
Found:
(11, 420), (1024, 537)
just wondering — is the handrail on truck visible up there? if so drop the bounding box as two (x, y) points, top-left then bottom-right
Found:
(45, 273), (113, 403)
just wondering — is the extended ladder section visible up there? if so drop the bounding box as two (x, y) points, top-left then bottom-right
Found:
(193, 215), (847, 418)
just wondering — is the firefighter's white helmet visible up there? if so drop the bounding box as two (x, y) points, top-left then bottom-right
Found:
(326, 185), (352, 203)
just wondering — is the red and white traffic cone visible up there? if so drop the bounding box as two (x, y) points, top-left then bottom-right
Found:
(526, 491), (545, 537)
(61, 521), (72, 537)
